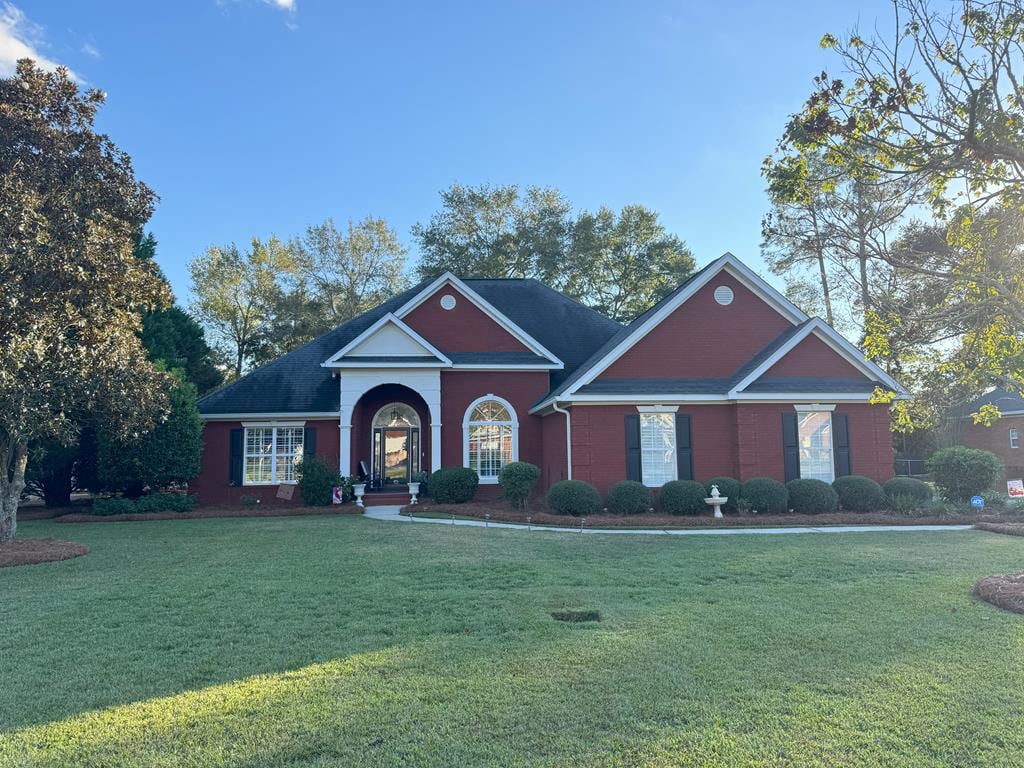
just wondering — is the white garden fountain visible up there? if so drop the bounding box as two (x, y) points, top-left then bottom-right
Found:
(704, 484), (727, 519)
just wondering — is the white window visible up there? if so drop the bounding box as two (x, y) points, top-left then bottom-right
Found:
(463, 396), (518, 483)
(244, 425), (304, 485)
(640, 413), (677, 487)
(797, 411), (834, 482)
(1011, 428), (1019, 449)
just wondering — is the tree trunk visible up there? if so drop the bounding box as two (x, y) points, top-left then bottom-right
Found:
(816, 252), (835, 326)
(0, 438), (28, 545)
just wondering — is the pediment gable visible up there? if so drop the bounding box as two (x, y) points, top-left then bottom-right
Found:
(322, 314), (451, 367)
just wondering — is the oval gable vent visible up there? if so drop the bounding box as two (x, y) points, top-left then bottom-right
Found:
(713, 285), (734, 306)
(440, 294), (457, 310)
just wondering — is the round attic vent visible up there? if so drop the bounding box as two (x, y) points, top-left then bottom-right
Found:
(440, 294), (457, 310)
(713, 285), (734, 306)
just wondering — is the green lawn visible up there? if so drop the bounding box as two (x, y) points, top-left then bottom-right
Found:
(2, 516), (1024, 767)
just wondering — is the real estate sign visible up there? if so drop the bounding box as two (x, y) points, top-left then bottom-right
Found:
(1008, 479), (1024, 498)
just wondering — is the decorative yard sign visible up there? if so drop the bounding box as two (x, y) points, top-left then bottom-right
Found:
(332, 486), (344, 504)
(971, 495), (985, 510)
(1008, 479), (1024, 498)
(276, 484), (295, 501)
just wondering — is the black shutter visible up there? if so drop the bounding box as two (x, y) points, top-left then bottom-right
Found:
(782, 412), (800, 482)
(229, 428), (244, 486)
(833, 413), (851, 477)
(625, 415), (642, 482)
(303, 427), (317, 461)
(675, 414), (693, 481)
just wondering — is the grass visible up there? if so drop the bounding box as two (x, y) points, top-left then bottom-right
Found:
(2, 515), (1024, 767)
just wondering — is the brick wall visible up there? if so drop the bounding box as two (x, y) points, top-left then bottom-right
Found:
(403, 285), (529, 353)
(961, 415), (1024, 483)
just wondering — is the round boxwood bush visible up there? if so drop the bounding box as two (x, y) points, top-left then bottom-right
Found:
(926, 446), (1003, 501)
(547, 480), (602, 516)
(498, 461), (540, 509)
(704, 477), (741, 514)
(786, 478), (839, 515)
(740, 477), (788, 515)
(883, 477), (932, 505)
(428, 467), (479, 504)
(659, 480), (708, 515)
(606, 480), (651, 515)
(297, 456), (343, 506)
(832, 475), (886, 512)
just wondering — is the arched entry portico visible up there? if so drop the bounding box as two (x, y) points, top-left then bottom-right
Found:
(338, 371), (441, 480)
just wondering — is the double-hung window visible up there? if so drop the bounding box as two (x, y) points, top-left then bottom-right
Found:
(1011, 428), (1020, 449)
(797, 410), (834, 482)
(640, 413), (676, 487)
(244, 425), (304, 485)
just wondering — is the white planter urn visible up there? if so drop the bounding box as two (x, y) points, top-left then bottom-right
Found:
(353, 483), (366, 508)
(408, 482), (421, 505)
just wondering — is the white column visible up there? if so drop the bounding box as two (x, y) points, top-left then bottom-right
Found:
(427, 394), (442, 473)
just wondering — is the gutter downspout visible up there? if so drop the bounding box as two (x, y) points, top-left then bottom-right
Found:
(551, 402), (572, 480)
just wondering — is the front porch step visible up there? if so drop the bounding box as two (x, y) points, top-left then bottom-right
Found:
(362, 493), (412, 507)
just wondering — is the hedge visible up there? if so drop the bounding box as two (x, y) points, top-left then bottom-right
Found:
(92, 493), (197, 516)
(926, 446), (1002, 501)
(547, 480), (602, 516)
(832, 475), (886, 512)
(740, 478), (788, 515)
(659, 480), (708, 516)
(704, 477), (740, 514)
(786, 478), (839, 514)
(297, 456), (343, 506)
(498, 462), (540, 509)
(606, 481), (651, 515)
(883, 477), (933, 504)
(429, 467), (479, 504)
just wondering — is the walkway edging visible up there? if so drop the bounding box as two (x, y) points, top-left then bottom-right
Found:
(363, 506), (972, 536)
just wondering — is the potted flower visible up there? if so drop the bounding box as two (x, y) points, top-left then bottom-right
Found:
(412, 470), (429, 498)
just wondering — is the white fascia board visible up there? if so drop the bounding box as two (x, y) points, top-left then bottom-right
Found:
(321, 313), (452, 366)
(324, 361), (451, 369)
(727, 319), (905, 397)
(561, 253), (810, 398)
(732, 392), (888, 402)
(449, 363), (563, 370)
(200, 411), (339, 421)
(529, 392), (892, 413)
(393, 273), (564, 366)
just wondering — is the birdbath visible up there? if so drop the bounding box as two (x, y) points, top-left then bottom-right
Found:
(704, 484), (727, 519)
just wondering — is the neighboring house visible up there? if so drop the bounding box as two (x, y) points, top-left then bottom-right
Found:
(960, 388), (1024, 484)
(194, 253), (905, 505)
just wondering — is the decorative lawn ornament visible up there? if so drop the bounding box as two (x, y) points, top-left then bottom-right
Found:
(704, 484), (728, 519)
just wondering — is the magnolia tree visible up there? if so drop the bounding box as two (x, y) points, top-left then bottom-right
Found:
(0, 60), (171, 543)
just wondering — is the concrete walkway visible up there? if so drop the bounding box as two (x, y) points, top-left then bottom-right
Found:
(363, 506), (972, 536)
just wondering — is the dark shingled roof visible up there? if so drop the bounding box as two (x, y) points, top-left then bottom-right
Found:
(576, 379), (732, 395)
(965, 387), (1024, 415)
(742, 377), (881, 393)
(198, 278), (622, 416)
(446, 351), (557, 365)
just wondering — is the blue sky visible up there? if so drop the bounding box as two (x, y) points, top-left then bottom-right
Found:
(5, 0), (893, 303)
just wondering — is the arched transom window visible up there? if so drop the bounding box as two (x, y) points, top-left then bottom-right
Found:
(372, 403), (420, 428)
(463, 395), (518, 483)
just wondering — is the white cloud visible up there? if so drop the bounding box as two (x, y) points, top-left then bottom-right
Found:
(264, 0), (295, 9)
(81, 41), (100, 59)
(0, 2), (73, 78)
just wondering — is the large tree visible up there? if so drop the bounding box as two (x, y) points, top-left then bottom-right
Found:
(1, 60), (171, 542)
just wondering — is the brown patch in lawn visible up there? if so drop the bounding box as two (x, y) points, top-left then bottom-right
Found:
(975, 573), (1024, 614)
(54, 505), (363, 523)
(0, 538), (89, 568)
(975, 522), (1024, 537)
(403, 502), (1015, 529)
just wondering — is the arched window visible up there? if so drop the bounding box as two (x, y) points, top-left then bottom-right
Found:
(372, 403), (420, 429)
(463, 395), (518, 483)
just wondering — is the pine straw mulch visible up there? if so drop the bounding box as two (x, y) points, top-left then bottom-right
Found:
(975, 522), (1024, 537)
(0, 538), (89, 568)
(53, 505), (363, 523)
(401, 502), (1020, 529)
(975, 572), (1024, 614)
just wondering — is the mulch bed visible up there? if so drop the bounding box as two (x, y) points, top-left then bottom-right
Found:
(402, 502), (1021, 529)
(975, 572), (1024, 614)
(975, 522), (1024, 537)
(0, 538), (89, 568)
(53, 505), (363, 523)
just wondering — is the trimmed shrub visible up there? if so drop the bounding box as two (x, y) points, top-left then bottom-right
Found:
(92, 493), (197, 516)
(297, 456), (343, 506)
(429, 467), (479, 504)
(888, 494), (920, 516)
(659, 480), (708, 516)
(786, 479), (839, 515)
(606, 481), (651, 515)
(547, 480), (602, 516)
(927, 446), (1003, 501)
(883, 477), (932, 505)
(833, 475), (886, 512)
(498, 462), (540, 510)
(704, 477), (740, 514)
(740, 477), (788, 515)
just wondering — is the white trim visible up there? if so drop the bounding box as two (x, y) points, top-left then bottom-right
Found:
(447, 363), (562, 370)
(728, 318), (905, 397)
(552, 254), (809, 402)
(793, 404), (836, 412)
(321, 313), (453, 367)
(393, 273), (564, 367)
(201, 411), (338, 421)
(241, 424), (305, 486)
(795, 408), (836, 483)
(638, 412), (678, 488)
(636, 405), (680, 413)
(241, 420), (307, 427)
(328, 361), (448, 369)
(530, 392), (889, 412)
(462, 394), (520, 484)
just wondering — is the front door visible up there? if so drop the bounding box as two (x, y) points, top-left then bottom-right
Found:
(370, 402), (422, 488)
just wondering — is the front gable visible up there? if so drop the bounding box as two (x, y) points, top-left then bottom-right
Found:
(322, 314), (451, 368)
(758, 333), (863, 379)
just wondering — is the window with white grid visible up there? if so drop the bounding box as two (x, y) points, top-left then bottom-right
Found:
(797, 411), (834, 482)
(244, 425), (304, 485)
(1011, 428), (1019, 449)
(464, 397), (517, 482)
(640, 413), (676, 487)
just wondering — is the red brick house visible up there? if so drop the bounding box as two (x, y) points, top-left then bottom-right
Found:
(960, 388), (1024, 484)
(194, 253), (904, 505)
